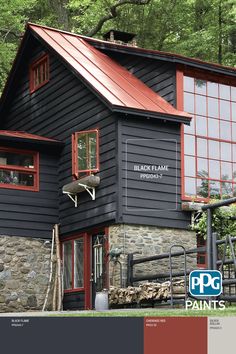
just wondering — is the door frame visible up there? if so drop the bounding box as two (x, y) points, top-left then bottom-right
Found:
(61, 227), (109, 310)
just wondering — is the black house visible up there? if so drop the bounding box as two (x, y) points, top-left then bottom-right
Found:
(0, 23), (235, 311)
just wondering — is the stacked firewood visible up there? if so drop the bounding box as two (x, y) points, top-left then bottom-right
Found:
(109, 280), (185, 305)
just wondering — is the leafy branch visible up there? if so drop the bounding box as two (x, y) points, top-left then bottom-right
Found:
(85, 0), (151, 37)
(192, 203), (236, 239)
(0, 29), (21, 42)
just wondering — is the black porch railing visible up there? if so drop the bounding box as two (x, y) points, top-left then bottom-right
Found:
(201, 196), (236, 269)
(126, 196), (236, 304)
(127, 245), (206, 287)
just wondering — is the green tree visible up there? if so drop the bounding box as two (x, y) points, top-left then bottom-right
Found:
(0, 0), (235, 94)
(0, 0), (37, 91)
(192, 203), (236, 239)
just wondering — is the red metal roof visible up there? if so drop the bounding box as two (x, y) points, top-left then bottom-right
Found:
(0, 130), (60, 142)
(28, 23), (191, 122)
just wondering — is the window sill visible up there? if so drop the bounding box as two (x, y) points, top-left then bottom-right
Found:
(182, 201), (205, 211)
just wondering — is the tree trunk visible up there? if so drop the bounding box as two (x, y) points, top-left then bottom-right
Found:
(218, 0), (223, 64)
(86, 0), (151, 37)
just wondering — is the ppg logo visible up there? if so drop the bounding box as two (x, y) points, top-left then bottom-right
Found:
(189, 270), (222, 296)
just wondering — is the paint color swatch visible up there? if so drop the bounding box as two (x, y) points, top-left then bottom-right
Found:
(144, 317), (236, 354)
(144, 317), (207, 354)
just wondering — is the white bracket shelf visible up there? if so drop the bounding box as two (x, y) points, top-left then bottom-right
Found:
(78, 183), (96, 200)
(62, 176), (100, 208)
(63, 192), (78, 208)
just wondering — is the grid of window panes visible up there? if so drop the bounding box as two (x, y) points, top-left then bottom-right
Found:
(30, 55), (49, 93)
(183, 76), (236, 200)
(63, 238), (84, 291)
(0, 149), (36, 188)
(77, 130), (98, 177)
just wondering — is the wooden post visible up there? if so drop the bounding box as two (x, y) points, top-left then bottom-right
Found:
(207, 209), (213, 269)
(212, 232), (218, 271)
(127, 253), (134, 286)
(52, 269), (57, 311)
(42, 229), (55, 311)
(55, 224), (62, 311)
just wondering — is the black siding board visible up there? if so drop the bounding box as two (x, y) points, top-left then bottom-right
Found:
(63, 292), (85, 310)
(2, 40), (117, 236)
(0, 151), (59, 238)
(61, 213), (116, 236)
(120, 117), (190, 229)
(122, 215), (190, 229)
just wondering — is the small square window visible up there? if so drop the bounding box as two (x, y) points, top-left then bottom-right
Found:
(72, 129), (99, 178)
(30, 55), (49, 93)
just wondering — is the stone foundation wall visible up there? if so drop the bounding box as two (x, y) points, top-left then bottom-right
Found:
(108, 224), (197, 287)
(0, 235), (53, 312)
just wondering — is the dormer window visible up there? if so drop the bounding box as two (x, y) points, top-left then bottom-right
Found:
(30, 54), (49, 93)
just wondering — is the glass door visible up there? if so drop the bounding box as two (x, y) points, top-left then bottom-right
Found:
(91, 232), (108, 308)
(62, 234), (91, 310)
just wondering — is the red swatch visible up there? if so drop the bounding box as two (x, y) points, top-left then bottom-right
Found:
(144, 317), (207, 354)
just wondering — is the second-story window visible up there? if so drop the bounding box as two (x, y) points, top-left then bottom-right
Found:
(72, 129), (99, 178)
(30, 54), (49, 93)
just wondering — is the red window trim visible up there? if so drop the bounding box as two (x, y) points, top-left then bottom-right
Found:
(29, 54), (49, 94)
(72, 129), (100, 179)
(0, 147), (39, 192)
(177, 68), (236, 203)
(177, 64), (236, 86)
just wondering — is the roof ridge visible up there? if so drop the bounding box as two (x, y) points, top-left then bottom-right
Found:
(27, 23), (236, 73)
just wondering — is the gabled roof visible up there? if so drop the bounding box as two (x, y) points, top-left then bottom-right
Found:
(0, 23), (191, 124)
(28, 24), (191, 123)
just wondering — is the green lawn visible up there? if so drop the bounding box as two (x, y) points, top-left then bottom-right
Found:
(52, 306), (236, 317)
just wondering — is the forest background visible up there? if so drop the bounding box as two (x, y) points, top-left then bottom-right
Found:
(0, 0), (235, 93)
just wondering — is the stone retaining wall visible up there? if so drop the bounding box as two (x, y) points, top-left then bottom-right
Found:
(108, 224), (197, 287)
(0, 235), (53, 312)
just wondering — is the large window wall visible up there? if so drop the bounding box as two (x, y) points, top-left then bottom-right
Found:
(182, 75), (236, 201)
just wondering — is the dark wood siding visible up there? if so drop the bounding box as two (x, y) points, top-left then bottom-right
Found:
(119, 117), (190, 229)
(1, 36), (190, 237)
(102, 51), (176, 106)
(63, 292), (85, 310)
(2, 37), (117, 237)
(0, 146), (59, 238)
